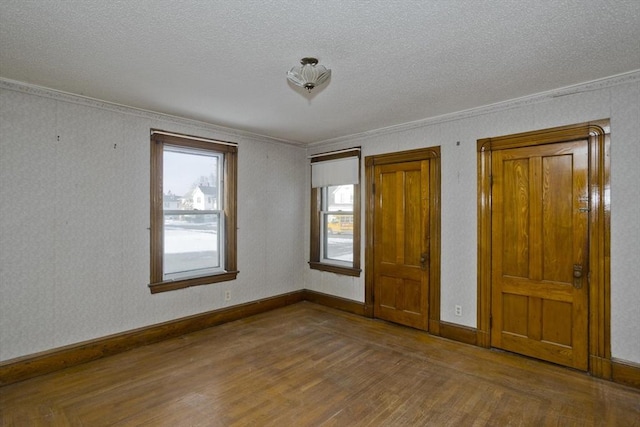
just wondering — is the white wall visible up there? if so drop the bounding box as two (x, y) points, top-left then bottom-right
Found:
(0, 82), (307, 362)
(305, 73), (640, 364)
(2, 74), (638, 366)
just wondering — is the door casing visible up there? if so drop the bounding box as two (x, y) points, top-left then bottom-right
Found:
(477, 120), (611, 379)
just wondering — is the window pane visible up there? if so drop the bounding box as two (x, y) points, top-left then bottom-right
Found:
(325, 185), (354, 210)
(323, 214), (353, 263)
(164, 213), (221, 277)
(164, 148), (221, 210)
(322, 185), (354, 265)
(161, 146), (223, 279)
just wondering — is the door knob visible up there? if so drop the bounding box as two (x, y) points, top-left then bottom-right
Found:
(573, 264), (583, 288)
(420, 253), (428, 269)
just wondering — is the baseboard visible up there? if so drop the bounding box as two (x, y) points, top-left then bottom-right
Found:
(3, 290), (637, 391)
(611, 358), (640, 389)
(0, 290), (304, 386)
(438, 321), (478, 346)
(302, 290), (367, 316)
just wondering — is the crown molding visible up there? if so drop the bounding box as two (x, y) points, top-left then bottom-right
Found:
(0, 77), (305, 148)
(4, 70), (638, 150)
(309, 70), (640, 148)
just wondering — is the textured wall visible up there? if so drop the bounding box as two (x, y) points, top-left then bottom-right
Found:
(1, 75), (638, 366)
(305, 76), (640, 364)
(609, 82), (640, 364)
(0, 85), (307, 362)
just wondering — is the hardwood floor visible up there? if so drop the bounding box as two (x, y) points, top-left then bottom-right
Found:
(1, 302), (638, 426)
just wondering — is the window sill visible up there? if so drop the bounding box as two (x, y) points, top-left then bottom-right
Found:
(309, 262), (361, 277)
(149, 271), (239, 294)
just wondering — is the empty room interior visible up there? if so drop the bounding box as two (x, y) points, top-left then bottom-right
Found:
(1, 1), (639, 425)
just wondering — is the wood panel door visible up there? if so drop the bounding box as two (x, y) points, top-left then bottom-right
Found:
(373, 160), (430, 330)
(491, 140), (589, 370)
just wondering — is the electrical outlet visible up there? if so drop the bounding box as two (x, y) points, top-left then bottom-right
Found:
(224, 290), (231, 301)
(454, 305), (462, 316)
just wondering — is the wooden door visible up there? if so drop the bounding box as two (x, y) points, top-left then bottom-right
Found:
(491, 140), (589, 370)
(373, 160), (430, 330)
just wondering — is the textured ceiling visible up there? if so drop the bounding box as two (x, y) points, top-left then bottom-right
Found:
(1, 1), (639, 145)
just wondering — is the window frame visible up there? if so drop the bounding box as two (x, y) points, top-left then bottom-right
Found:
(149, 130), (238, 294)
(309, 149), (361, 277)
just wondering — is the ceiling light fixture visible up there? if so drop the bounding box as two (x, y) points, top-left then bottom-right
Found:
(286, 57), (331, 93)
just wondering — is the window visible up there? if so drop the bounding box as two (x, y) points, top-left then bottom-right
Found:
(309, 148), (361, 276)
(150, 130), (238, 293)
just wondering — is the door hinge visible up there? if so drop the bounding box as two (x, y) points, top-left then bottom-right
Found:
(489, 315), (493, 329)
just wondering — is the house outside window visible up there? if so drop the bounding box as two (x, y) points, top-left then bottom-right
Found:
(309, 148), (361, 277)
(163, 191), (182, 210)
(150, 130), (238, 293)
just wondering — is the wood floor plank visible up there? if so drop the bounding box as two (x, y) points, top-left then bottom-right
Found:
(1, 302), (638, 426)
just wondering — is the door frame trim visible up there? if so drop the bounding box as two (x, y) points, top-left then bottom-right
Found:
(364, 147), (441, 334)
(477, 120), (611, 378)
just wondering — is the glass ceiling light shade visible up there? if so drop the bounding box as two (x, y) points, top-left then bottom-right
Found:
(286, 57), (331, 92)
